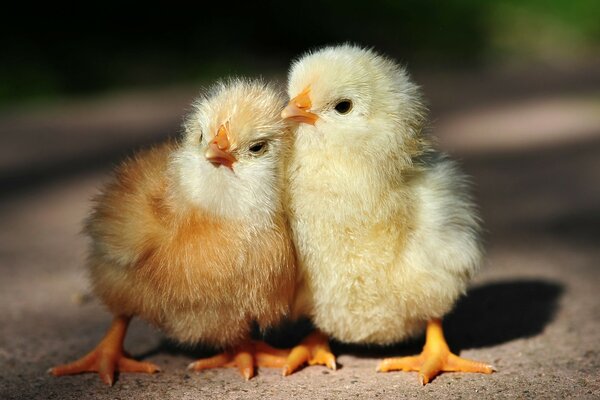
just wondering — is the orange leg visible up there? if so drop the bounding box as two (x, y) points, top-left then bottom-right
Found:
(49, 316), (160, 386)
(188, 340), (289, 381)
(377, 318), (495, 385)
(282, 330), (336, 376)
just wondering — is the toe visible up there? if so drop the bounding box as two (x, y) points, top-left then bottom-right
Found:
(419, 356), (443, 385)
(49, 352), (97, 376)
(377, 356), (421, 373)
(310, 348), (337, 370)
(282, 345), (311, 376)
(255, 352), (287, 368)
(188, 353), (232, 371)
(118, 357), (161, 373)
(446, 353), (496, 374)
(233, 349), (255, 380)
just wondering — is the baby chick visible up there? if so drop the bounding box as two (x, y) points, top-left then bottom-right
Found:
(281, 45), (494, 384)
(50, 79), (295, 385)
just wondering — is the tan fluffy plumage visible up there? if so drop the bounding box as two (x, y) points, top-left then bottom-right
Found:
(281, 45), (491, 382)
(89, 80), (295, 346)
(51, 79), (296, 384)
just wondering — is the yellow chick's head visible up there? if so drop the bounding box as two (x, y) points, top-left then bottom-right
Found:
(173, 79), (290, 223)
(283, 44), (426, 166)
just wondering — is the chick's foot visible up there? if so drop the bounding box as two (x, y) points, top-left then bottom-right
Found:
(188, 340), (288, 380)
(49, 316), (160, 386)
(282, 330), (337, 376)
(377, 318), (495, 385)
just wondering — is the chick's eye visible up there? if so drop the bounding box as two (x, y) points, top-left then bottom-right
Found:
(334, 99), (352, 114)
(249, 142), (267, 155)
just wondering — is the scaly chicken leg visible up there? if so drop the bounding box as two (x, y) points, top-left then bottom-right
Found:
(282, 330), (337, 376)
(377, 319), (495, 384)
(49, 316), (160, 386)
(188, 340), (289, 380)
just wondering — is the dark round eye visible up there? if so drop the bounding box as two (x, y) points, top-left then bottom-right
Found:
(334, 99), (352, 114)
(249, 142), (267, 155)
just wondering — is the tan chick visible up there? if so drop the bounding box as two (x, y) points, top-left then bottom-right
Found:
(50, 79), (295, 385)
(281, 45), (494, 384)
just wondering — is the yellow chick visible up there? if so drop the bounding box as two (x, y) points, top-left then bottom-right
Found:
(49, 79), (295, 385)
(281, 45), (494, 384)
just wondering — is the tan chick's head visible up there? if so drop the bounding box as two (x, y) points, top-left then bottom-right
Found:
(283, 44), (426, 164)
(173, 79), (290, 222)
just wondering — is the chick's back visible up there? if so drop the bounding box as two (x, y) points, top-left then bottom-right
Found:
(86, 141), (295, 347)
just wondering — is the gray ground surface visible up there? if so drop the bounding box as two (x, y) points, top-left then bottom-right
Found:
(1, 65), (599, 399)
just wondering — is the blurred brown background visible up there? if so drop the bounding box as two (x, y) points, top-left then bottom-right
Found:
(1, 2), (599, 399)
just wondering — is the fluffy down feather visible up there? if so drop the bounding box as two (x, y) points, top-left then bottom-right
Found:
(285, 45), (482, 345)
(88, 79), (296, 348)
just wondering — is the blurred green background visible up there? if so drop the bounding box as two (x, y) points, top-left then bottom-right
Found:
(2, 0), (598, 107)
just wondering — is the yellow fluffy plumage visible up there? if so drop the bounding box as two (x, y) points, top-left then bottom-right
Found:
(281, 45), (492, 383)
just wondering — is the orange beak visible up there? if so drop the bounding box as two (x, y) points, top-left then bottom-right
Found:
(281, 87), (318, 125)
(205, 124), (236, 169)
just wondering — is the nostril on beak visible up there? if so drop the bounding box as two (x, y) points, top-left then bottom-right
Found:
(214, 124), (231, 151)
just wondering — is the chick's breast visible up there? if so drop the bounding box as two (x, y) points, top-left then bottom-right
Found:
(86, 142), (295, 348)
(289, 151), (481, 345)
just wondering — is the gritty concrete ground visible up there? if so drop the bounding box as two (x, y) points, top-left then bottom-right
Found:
(1, 64), (599, 399)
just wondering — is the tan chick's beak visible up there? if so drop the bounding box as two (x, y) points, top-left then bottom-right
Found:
(281, 88), (318, 125)
(205, 124), (236, 170)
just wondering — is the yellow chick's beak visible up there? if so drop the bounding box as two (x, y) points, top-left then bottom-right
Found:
(281, 88), (318, 125)
(205, 124), (236, 169)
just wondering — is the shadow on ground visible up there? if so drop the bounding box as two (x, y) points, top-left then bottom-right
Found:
(445, 280), (563, 350)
